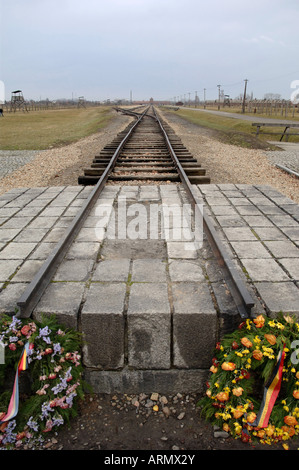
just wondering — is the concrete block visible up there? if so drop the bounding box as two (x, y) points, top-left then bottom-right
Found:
(230, 241), (272, 259)
(167, 242), (198, 259)
(66, 242), (101, 259)
(131, 259), (167, 282)
(223, 227), (257, 241)
(255, 282), (299, 316)
(279, 259), (299, 281)
(263, 240), (299, 258)
(0, 243), (36, 260)
(241, 258), (290, 282)
(127, 313), (171, 369)
(53, 259), (94, 281)
(171, 282), (216, 368)
(93, 259), (130, 282)
(0, 228), (22, 243)
(81, 283), (126, 369)
(14, 228), (49, 243)
(0, 259), (22, 282)
(33, 282), (85, 329)
(10, 259), (44, 282)
(127, 283), (171, 369)
(0, 283), (28, 314)
(168, 259), (205, 282)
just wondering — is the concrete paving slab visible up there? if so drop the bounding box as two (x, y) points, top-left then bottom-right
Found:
(93, 259), (130, 282)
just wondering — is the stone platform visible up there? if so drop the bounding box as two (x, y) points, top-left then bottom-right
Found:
(0, 183), (298, 393)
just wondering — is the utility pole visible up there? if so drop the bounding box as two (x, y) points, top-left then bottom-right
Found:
(195, 91), (198, 108)
(217, 85), (221, 110)
(242, 79), (248, 113)
(204, 88), (206, 108)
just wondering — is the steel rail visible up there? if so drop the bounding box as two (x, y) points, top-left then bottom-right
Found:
(152, 107), (255, 318)
(17, 107), (149, 318)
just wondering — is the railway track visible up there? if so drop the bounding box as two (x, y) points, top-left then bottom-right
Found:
(78, 106), (210, 185)
(17, 105), (254, 320)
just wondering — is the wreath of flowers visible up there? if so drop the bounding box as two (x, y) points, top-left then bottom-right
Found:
(199, 313), (299, 447)
(0, 314), (84, 450)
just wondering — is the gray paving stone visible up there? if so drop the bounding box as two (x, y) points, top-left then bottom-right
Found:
(40, 206), (66, 217)
(83, 282), (126, 314)
(53, 259), (94, 281)
(2, 217), (33, 229)
(171, 282), (216, 368)
(131, 259), (167, 282)
(255, 282), (299, 315)
(0, 283), (28, 314)
(279, 259), (299, 280)
(10, 259), (44, 282)
(242, 215), (274, 227)
(264, 240), (299, 258)
(168, 259), (205, 282)
(0, 243), (36, 260)
(234, 205), (263, 216)
(253, 227), (287, 241)
(127, 311), (171, 369)
(241, 258), (290, 281)
(215, 215), (246, 227)
(29, 242), (56, 260)
(222, 227), (257, 241)
(34, 282), (86, 329)
(75, 227), (105, 242)
(279, 227), (299, 240)
(28, 217), (58, 229)
(14, 228), (49, 243)
(230, 241), (272, 259)
(93, 259), (130, 282)
(128, 283), (170, 314)
(209, 205), (238, 216)
(66, 242), (101, 260)
(0, 259), (22, 281)
(268, 215), (298, 227)
(0, 228), (22, 243)
(81, 283), (127, 369)
(171, 282), (215, 314)
(166, 241), (198, 259)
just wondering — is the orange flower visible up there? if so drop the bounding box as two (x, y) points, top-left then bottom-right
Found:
(233, 409), (244, 419)
(253, 350), (263, 361)
(253, 315), (265, 328)
(210, 365), (218, 374)
(284, 416), (298, 427)
(241, 337), (252, 348)
(293, 390), (299, 399)
(223, 423), (230, 432)
(246, 412), (257, 424)
(264, 334), (276, 345)
(296, 371), (299, 380)
(266, 425), (275, 437)
(232, 387), (244, 397)
(221, 362), (236, 371)
(216, 391), (229, 402)
(282, 425), (296, 437)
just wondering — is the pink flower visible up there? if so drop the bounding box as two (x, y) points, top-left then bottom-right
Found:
(9, 343), (16, 351)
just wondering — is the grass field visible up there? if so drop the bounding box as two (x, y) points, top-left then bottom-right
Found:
(165, 108), (299, 148)
(0, 106), (113, 150)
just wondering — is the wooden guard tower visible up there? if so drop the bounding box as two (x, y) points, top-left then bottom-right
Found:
(10, 90), (28, 112)
(77, 96), (86, 108)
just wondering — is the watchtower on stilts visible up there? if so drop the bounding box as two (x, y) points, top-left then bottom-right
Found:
(10, 90), (28, 112)
(77, 96), (86, 108)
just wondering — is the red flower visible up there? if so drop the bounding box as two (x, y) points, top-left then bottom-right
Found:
(21, 325), (31, 336)
(9, 343), (16, 351)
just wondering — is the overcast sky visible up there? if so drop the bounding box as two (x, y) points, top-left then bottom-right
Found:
(1, 0), (299, 102)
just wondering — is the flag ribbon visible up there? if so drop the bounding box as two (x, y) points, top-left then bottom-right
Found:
(0, 342), (31, 424)
(252, 346), (286, 428)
